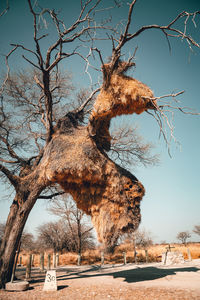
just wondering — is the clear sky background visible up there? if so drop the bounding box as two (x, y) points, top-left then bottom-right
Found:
(0, 0), (200, 244)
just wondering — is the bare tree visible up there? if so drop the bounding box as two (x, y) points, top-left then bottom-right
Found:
(36, 221), (69, 252)
(49, 196), (96, 255)
(0, 0), (200, 288)
(134, 228), (153, 249)
(193, 225), (200, 237)
(176, 231), (191, 245)
(120, 228), (153, 249)
(20, 232), (35, 252)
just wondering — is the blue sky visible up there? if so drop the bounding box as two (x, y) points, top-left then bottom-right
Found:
(0, 0), (200, 243)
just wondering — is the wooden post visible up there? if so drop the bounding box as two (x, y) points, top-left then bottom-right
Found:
(77, 253), (81, 266)
(163, 252), (167, 265)
(53, 253), (56, 268)
(134, 250), (138, 264)
(25, 254), (32, 280)
(56, 253), (59, 267)
(165, 244), (175, 252)
(123, 252), (127, 265)
(187, 248), (192, 261)
(31, 254), (35, 267)
(145, 249), (149, 263)
(101, 251), (104, 266)
(19, 256), (22, 266)
(40, 253), (44, 271)
(47, 254), (51, 270)
(11, 242), (21, 283)
(133, 236), (137, 264)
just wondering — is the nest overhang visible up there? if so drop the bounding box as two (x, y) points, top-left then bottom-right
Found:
(38, 69), (153, 248)
(39, 125), (145, 248)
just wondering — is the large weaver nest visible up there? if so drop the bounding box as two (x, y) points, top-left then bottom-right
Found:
(39, 68), (155, 249)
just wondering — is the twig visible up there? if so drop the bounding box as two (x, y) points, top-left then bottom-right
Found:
(76, 87), (100, 113)
(0, 0), (9, 17)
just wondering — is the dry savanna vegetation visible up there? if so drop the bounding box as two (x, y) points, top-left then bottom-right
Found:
(18, 242), (200, 267)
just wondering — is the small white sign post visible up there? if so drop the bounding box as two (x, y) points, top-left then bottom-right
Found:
(43, 270), (57, 291)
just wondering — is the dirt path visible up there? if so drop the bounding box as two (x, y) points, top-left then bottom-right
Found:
(0, 260), (200, 299)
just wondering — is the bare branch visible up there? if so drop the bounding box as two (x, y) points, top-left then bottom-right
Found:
(10, 43), (41, 64)
(44, 0), (103, 69)
(0, 46), (17, 97)
(109, 125), (159, 168)
(98, 3), (199, 90)
(0, 163), (19, 187)
(126, 11), (200, 49)
(0, 158), (19, 164)
(22, 55), (41, 70)
(145, 90), (200, 154)
(76, 87), (100, 113)
(0, 134), (27, 165)
(0, 0), (9, 17)
(115, 0), (137, 52)
(150, 90), (185, 101)
(27, 0), (44, 69)
(38, 191), (65, 199)
(34, 75), (44, 90)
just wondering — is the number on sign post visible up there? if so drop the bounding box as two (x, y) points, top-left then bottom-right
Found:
(43, 270), (57, 291)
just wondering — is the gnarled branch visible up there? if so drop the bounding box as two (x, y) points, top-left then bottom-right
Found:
(0, 163), (19, 187)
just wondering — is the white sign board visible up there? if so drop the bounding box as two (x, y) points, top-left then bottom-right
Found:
(43, 270), (57, 291)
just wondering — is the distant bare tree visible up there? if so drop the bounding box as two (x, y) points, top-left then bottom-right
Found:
(177, 231), (191, 245)
(118, 227), (153, 250)
(193, 225), (200, 237)
(20, 232), (35, 252)
(134, 228), (153, 249)
(37, 221), (69, 252)
(49, 196), (96, 255)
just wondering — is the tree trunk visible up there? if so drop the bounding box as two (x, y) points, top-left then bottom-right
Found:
(0, 198), (20, 288)
(0, 184), (44, 288)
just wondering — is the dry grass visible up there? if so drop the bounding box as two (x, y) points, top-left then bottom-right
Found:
(18, 243), (200, 267)
(118, 242), (200, 262)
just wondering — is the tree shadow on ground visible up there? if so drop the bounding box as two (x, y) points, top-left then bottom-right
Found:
(57, 285), (69, 290)
(109, 266), (199, 283)
(56, 265), (200, 284)
(16, 265), (200, 285)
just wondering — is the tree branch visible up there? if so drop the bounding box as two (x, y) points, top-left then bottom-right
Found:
(0, 0), (9, 17)
(10, 43), (42, 69)
(27, 0), (44, 69)
(145, 90), (200, 155)
(0, 163), (19, 187)
(99, 3), (200, 89)
(38, 191), (65, 199)
(0, 134), (27, 166)
(76, 87), (100, 113)
(126, 11), (200, 49)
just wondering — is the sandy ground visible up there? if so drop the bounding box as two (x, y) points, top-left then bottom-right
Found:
(0, 259), (200, 300)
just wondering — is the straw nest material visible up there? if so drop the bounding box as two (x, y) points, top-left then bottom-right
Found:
(39, 123), (144, 248)
(88, 72), (155, 151)
(39, 71), (154, 248)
